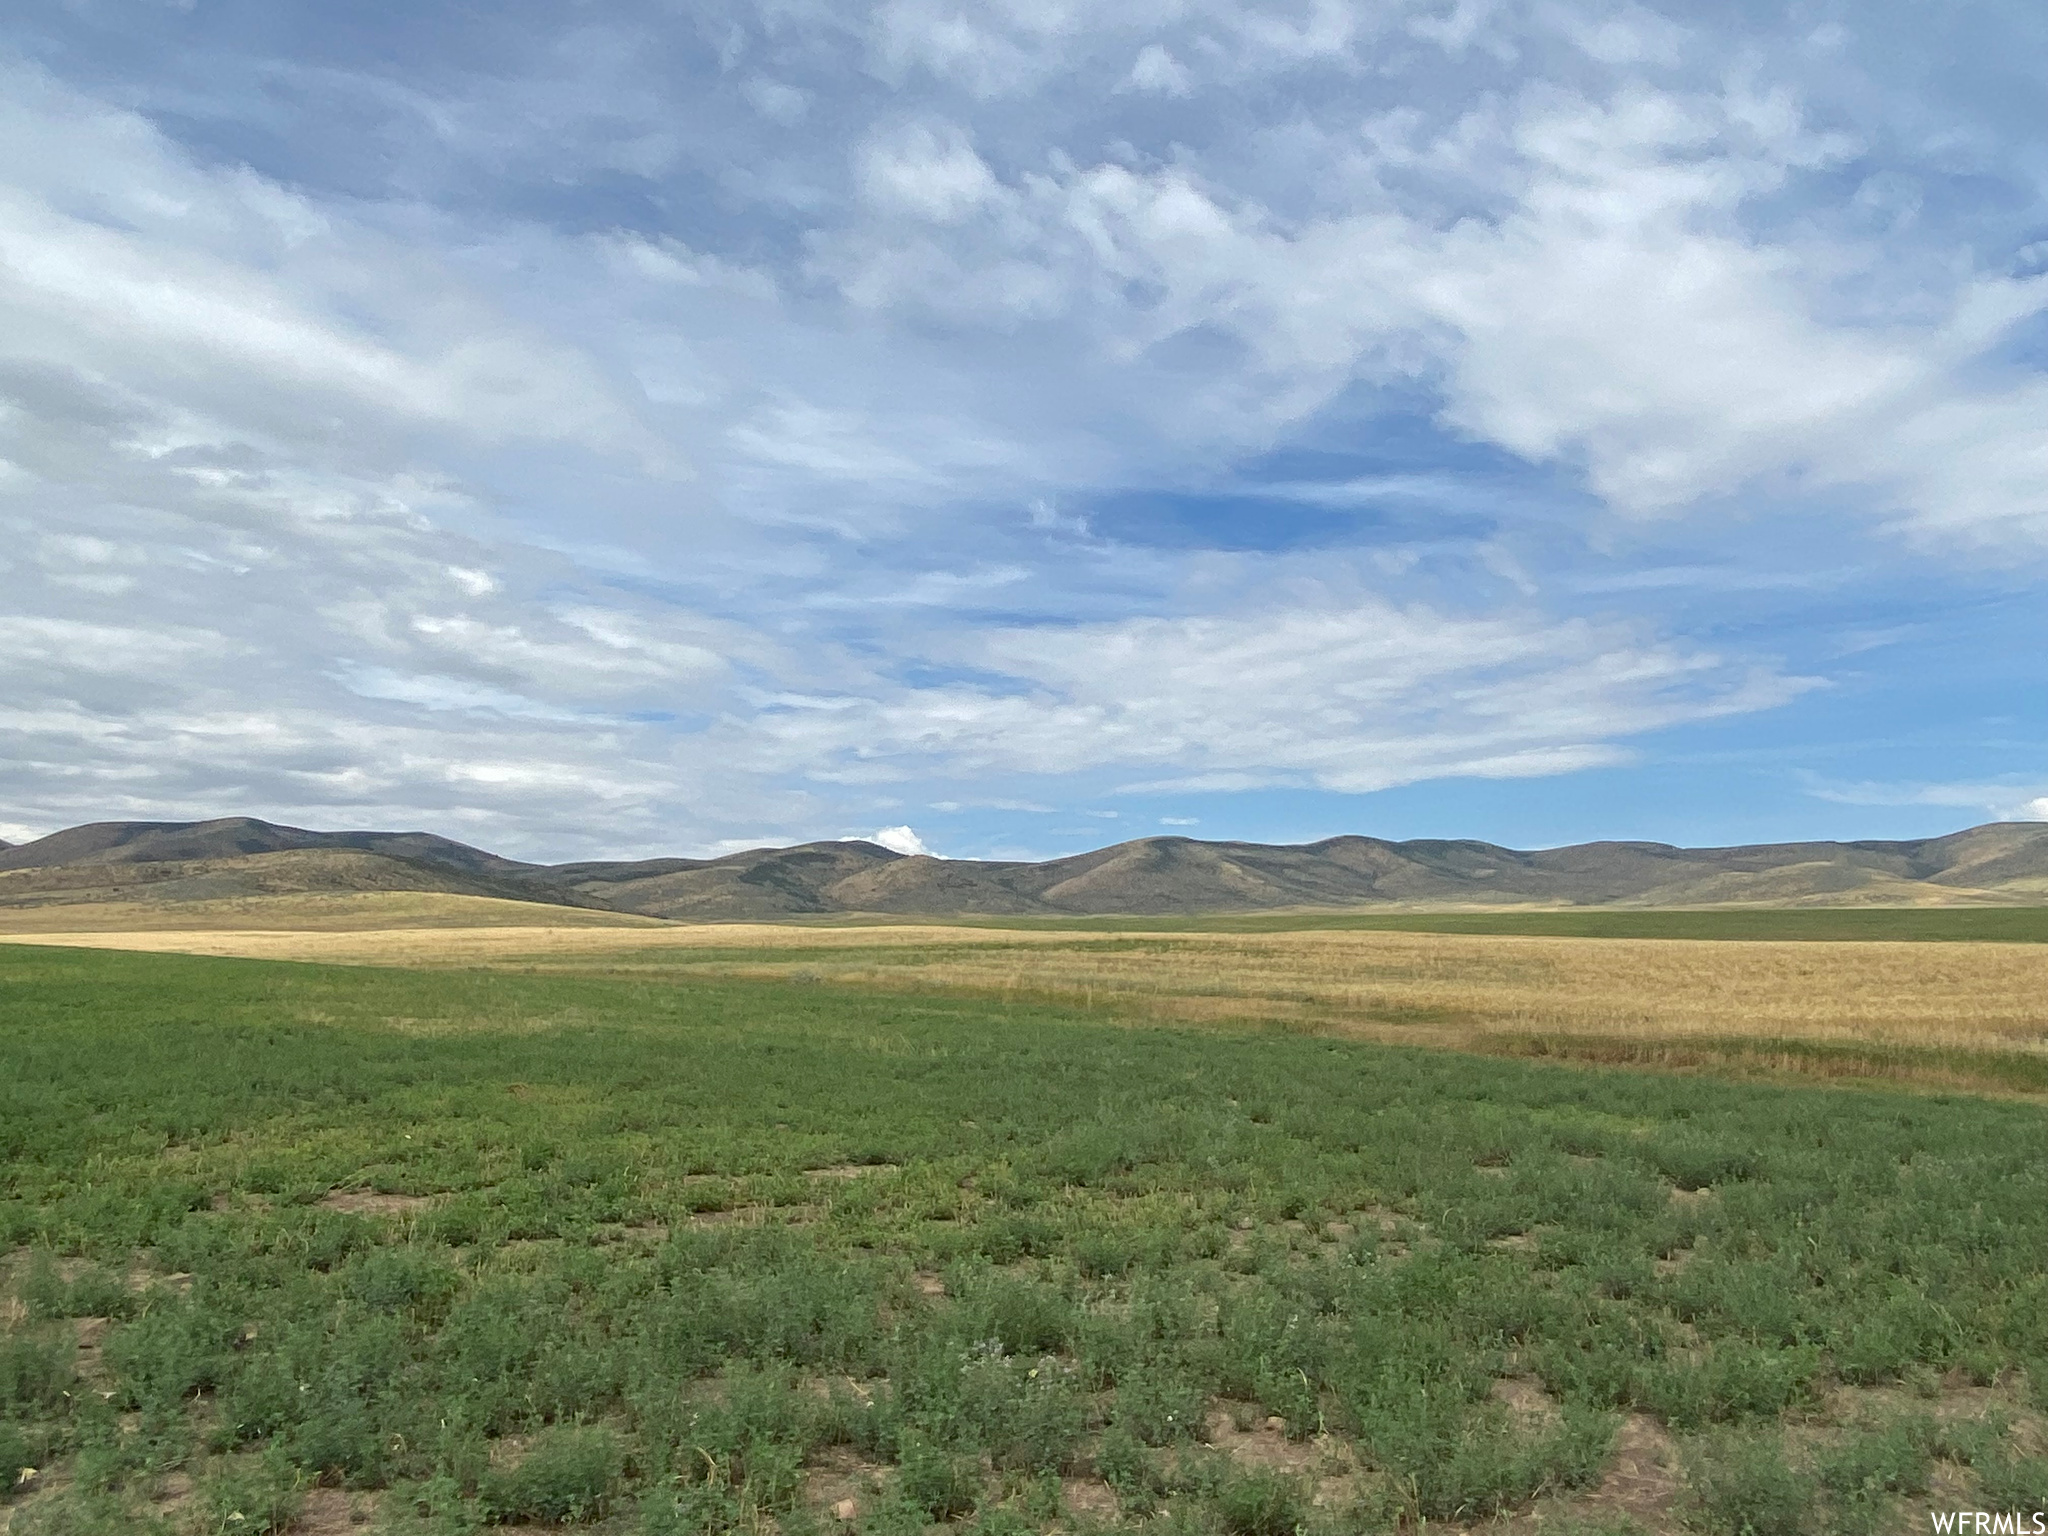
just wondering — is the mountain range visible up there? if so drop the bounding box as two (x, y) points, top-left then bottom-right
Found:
(2, 816), (2045, 920)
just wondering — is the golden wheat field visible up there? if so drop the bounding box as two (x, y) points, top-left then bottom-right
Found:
(9, 917), (2046, 1094)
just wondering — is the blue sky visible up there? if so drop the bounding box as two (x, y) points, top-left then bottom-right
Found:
(0, 0), (2042, 861)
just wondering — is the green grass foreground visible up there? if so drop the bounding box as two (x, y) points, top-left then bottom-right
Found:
(2, 944), (2045, 1534)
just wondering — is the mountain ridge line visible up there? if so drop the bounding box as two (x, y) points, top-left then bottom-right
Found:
(1, 814), (2044, 919)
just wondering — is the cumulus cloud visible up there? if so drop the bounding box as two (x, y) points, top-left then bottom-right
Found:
(810, 67), (2048, 543)
(869, 825), (938, 856)
(858, 123), (1002, 223)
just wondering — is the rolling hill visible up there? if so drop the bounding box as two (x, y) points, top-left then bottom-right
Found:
(0, 815), (2043, 922)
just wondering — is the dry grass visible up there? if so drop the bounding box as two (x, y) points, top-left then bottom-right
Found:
(8, 920), (2045, 1094)
(0, 890), (660, 933)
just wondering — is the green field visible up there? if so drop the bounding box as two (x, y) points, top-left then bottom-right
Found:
(3, 944), (2046, 1534)
(948, 909), (2048, 943)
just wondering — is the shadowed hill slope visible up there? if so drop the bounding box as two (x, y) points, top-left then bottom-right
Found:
(0, 816), (2044, 920)
(0, 846), (613, 914)
(533, 842), (902, 917)
(0, 817), (534, 878)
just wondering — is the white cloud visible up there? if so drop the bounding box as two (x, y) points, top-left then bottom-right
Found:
(809, 64), (2048, 545)
(1544, 2), (1688, 65)
(2, 6), (2041, 862)
(860, 0), (1424, 100)
(869, 824), (939, 856)
(746, 597), (1815, 794)
(1124, 44), (1193, 97)
(742, 77), (810, 125)
(0, 70), (644, 463)
(857, 123), (1002, 223)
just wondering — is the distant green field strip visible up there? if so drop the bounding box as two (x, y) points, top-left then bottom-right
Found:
(945, 907), (2048, 941)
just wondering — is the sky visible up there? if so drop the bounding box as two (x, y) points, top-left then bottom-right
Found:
(1, 0), (2043, 862)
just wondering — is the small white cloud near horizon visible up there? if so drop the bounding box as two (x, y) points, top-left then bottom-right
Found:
(870, 825), (939, 857)
(1159, 816), (1200, 826)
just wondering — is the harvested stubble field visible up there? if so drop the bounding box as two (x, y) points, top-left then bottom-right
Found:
(2, 938), (2046, 1536)
(19, 916), (2048, 1095)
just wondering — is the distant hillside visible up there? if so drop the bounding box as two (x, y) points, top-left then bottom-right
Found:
(1, 815), (2044, 921)
(0, 818), (602, 915)
(534, 823), (2048, 918)
(0, 817), (533, 878)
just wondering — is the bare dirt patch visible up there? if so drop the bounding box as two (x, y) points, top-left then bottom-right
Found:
(317, 1189), (438, 1217)
(1060, 1476), (1120, 1518)
(1490, 1376), (1565, 1433)
(801, 1374), (879, 1407)
(804, 1446), (886, 1520)
(806, 1163), (901, 1180)
(1576, 1412), (1684, 1533)
(294, 1486), (374, 1533)
(1654, 1246), (1696, 1277)
(142, 1468), (195, 1518)
(1203, 1407), (1321, 1474)
(1204, 1407), (1366, 1511)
